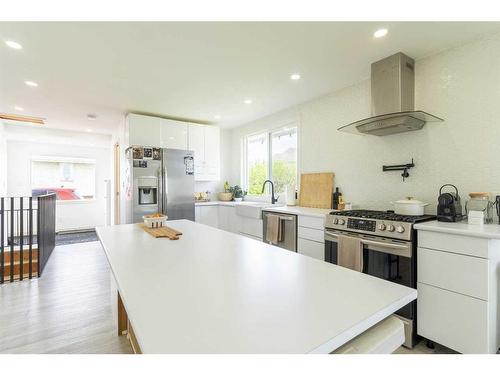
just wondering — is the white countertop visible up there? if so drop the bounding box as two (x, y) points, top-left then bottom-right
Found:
(415, 220), (500, 240)
(196, 201), (331, 218)
(97, 220), (416, 354)
(262, 205), (332, 218)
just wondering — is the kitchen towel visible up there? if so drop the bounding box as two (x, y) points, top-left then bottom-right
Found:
(265, 214), (282, 245)
(337, 234), (363, 272)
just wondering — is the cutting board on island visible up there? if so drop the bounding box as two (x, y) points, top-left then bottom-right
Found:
(298, 173), (335, 209)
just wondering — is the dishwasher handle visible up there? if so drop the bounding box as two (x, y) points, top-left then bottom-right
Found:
(263, 213), (294, 221)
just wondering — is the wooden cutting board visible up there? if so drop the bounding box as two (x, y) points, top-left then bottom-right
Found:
(298, 173), (335, 209)
(138, 223), (183, 240)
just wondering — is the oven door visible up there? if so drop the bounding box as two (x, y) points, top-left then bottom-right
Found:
(324, 229), (414, 314)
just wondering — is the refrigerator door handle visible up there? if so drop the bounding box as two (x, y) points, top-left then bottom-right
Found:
(157, 167), (163, 213)
(163, 166), (168, 215)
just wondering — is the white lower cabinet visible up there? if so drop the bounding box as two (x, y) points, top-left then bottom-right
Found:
(297, 238), (324, 260)
(416, 229), (500, 354)
(417, 282), (488, 354)
(195, 206), (219, 228)
(238, 216), (263, 239)
(297, 220), (325, 260)
(218, 206), (240, 234)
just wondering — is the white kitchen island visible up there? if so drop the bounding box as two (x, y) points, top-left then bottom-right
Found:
(96, 220), (416, 354)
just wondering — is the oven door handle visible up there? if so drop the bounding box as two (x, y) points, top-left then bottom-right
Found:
(324, 230), (411, 256)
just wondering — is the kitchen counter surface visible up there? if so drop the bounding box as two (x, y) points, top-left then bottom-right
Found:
(97, 220), (416, 354)
(415, 220), (500, 240)
(262, 205), (332, 218)
(196, 201), (331, 218)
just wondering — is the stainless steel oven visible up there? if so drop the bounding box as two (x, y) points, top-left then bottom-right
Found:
(324, 229), (416, 347)
(323, 210), (436, 348)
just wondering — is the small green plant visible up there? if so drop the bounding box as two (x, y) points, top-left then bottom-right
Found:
(223, 181), (231, 193)
(229, 185), (247, 199)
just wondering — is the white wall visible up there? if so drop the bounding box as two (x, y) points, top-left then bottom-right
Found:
(5, 125), (112, 231)
(0, 122), (7, 196)
(228, 31), (500, 213)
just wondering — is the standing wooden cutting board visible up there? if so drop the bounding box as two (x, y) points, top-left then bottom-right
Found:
(298, 173), (335, 209)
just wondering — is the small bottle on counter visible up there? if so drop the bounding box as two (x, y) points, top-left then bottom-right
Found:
(333, 187), (342, 209)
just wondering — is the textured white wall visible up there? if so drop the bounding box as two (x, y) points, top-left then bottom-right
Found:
(0, 123), (7, 196)
(228, 32), (500, 213)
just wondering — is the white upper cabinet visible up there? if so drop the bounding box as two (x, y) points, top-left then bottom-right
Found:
(160, 119), (188, 150)
(127, 113), (220, 181)
(188, 124), (220, 181)
(127, 113), (161, 147)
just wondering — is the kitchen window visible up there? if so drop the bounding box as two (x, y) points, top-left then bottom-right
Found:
(31, 156), (96, 201)
(244, 126), (297, 196)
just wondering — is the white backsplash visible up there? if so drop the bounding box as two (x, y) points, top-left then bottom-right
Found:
(227, 31), (500, 214)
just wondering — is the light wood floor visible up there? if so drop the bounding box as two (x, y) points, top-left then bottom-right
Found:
(0, 241), (132, 354)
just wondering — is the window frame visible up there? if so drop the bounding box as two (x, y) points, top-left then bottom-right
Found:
(30, 156), (97, 202)
(242, 121), (299, 197)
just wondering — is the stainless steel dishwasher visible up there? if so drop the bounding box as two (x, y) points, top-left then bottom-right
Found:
(262, 211), (297, 252)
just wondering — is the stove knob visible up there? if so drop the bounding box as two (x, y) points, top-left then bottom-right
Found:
(396, 225), (405, 233)
(338, 219), (345, 225)
(333, 218), (338, 224)
(387, 224), (395, 232)
(378, 223), (386, 231)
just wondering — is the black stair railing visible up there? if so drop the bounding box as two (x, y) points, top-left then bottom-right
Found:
(0, 193), (56, 283)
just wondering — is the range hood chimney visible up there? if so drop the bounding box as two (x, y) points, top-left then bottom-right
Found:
(338, 52), (443, 136)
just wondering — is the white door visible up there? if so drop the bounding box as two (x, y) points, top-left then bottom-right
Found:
(160, 119), (188, 150)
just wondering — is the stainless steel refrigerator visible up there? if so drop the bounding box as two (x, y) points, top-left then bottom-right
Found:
(126, 147), (195, 223)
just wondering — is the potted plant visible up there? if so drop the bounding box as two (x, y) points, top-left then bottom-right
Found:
(217, 181), (233, 201)
(230, 185), (247, 202)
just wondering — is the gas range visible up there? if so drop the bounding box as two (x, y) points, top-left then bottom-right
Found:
(324, 209), (436, 241)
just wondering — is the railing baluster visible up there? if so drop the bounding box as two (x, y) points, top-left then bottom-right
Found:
(1, 197), (4, 284)
(20, 197), (24, 281)
(29, 197), (33, 279)
(10, 197), (14, 282)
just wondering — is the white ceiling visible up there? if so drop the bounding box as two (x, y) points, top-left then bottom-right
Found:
(1, 22), (499, 134)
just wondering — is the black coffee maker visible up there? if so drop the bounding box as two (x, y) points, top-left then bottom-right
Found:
(437, 184), (463, 222)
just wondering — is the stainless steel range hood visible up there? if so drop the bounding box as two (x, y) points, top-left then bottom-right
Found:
(338, 52), (443, 136)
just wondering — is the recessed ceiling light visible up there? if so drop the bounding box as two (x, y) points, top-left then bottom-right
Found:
(14, 106), (24, 111)
(86, 128), (93, 132)
(244, 99), (253, 104)
(290, 74), (301, 80)
(373, 28), (388, 38)
(87, 114), (97, 121)
(25, 80), (38, 87)
(5, 40), (22, 50)
(214, 115), (221, 120)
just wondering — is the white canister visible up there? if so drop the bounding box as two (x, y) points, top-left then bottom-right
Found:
(285, 186), (296, 206)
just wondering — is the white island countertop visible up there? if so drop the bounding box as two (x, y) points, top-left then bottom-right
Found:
(415, 220), (500, 240)
(97, 220), (416, 354)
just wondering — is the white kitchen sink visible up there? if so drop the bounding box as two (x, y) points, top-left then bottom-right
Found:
(235, 202), (284, 219)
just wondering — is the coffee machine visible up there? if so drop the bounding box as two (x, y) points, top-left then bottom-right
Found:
(437, 184), (463, 222)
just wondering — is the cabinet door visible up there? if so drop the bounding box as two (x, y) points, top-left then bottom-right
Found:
(203, 126), (220, 180)
(187, 124), (206, 180)
(195, 206), (201, 222)
(417, 282), (489, 353)
(128, 114), (161, 147)
(218, 206), (230, 232)
(160, 119), (188, 150)
(298, 238), (324, 260)
(199, 206), (219, 228)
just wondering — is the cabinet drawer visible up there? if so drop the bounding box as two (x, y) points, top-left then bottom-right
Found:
(298, 238), (325, 261)
(417, 282), (488, 353)
(418, 230), (489, 258)
(298, 226), (324, 242)
(298, 215), (324, 230)
(418, 247), (488, 300)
